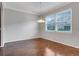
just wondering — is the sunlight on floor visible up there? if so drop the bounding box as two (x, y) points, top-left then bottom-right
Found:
(44, 47), (62, 56)
(44, 47), (56, 56)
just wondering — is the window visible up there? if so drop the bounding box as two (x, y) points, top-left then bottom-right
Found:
(45, 9), (72, 32)
(45, 15), (56, 32)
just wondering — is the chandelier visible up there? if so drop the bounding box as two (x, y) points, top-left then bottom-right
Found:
(37, 2), (45, 23)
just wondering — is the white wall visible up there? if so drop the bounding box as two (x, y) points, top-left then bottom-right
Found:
(3, 8), (39, 43)
(2, 2), (79, 49)
(40, 3), (79, 48)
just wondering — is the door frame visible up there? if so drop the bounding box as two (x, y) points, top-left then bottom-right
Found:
(0, 2), (5, 47)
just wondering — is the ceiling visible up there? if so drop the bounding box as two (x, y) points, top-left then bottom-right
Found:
(3, 2), (71, 15)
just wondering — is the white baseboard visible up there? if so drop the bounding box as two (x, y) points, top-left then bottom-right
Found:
(0, 42), (5, 47)
(0, 44), (4, 47)
(42, 37), (79, 49)
(5, 37), (39, 44)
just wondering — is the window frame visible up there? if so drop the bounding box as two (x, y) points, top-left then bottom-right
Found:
(45, 14), (56, 32)
(56, 8), (72, 33)
(45, 8), (72, 33)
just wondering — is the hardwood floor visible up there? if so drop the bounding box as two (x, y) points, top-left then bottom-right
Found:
(0, 38), (79, 56)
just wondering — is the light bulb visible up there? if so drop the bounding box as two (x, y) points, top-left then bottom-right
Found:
(37, 19), (45, 23)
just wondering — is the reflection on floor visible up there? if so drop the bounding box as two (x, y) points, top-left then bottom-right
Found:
(0, 38), (79, 56)
(45, 48), (56, 56)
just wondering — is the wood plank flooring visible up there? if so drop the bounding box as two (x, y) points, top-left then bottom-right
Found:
(0, 38), (79, 56)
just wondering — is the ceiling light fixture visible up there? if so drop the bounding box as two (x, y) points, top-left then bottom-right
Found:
(37, 2), (45, 23)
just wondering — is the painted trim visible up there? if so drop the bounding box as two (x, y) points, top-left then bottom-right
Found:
(5, 37), (39, 44)
(45, 8), (72, 33)
(45, 14), (56, 32)
(42, 37), (79, 49)
(56, 8), (72, 33)
(4, 6), (38, 15)
(2, 2), (72, 16)
(2, 2), (38, 15)
(1, 3), (5, 47)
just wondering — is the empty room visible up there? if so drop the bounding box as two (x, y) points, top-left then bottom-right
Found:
(0, 2), (79, 56)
